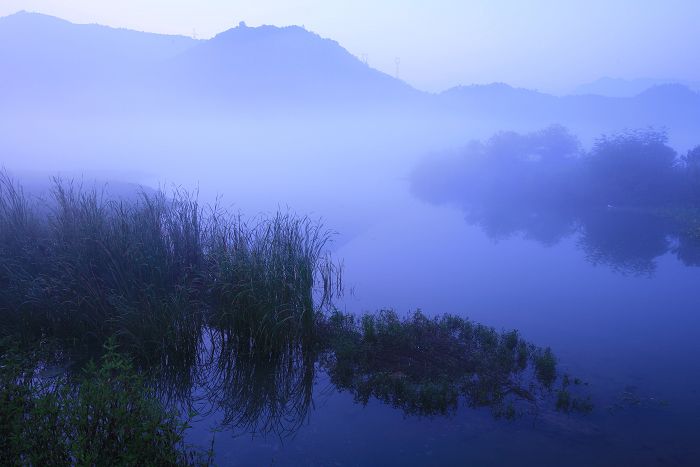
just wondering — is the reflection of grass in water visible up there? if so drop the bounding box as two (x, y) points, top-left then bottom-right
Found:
(318, 309), (590, 418)
(0, 172), (337, 453)
(202, 329), (315, 438)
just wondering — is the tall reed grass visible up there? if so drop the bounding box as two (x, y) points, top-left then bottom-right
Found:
(0, 172), (339, 361)
(204, 205), (340, 351)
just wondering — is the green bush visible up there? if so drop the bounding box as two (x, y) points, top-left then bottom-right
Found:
(0, 340), (209, 466)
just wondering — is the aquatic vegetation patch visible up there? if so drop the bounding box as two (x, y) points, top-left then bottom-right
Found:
(555, 374), (593, 414)
(318, 309), (588, 418)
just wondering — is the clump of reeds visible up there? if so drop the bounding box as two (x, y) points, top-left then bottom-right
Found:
(0, 172), (339, 362)
(203, 205), (340, 352)
(0, 176), (206, 361)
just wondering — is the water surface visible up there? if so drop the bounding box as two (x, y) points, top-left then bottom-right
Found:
(187, 188), (700, 466)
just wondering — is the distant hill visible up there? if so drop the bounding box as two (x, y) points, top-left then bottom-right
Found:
(439, 83), (557, 116)
(0, 11), (698, 140)
(572, 77), (700, 98)
(0, 12), (418, 114)
(439, 82), (700, 143)
(0, 11), (197, 107)
(158, 22), (420, 109)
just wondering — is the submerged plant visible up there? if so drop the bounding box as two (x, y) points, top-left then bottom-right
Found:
(555, 374), (593, 414)
(318, 309), (589, 418)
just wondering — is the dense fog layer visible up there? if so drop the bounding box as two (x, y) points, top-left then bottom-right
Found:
(3, 12), (700, 217)
(2, 10), (700, 301)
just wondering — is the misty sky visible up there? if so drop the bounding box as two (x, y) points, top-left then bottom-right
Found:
(2, 0), (700, 93)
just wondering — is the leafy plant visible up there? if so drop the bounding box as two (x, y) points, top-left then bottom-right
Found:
(0, 339), (210, 466)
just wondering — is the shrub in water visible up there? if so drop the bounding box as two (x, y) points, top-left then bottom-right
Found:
(0, 339), (209, 465)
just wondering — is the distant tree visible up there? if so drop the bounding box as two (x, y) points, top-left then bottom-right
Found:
(586, 129), (678, 205)
(685, 146), (700, 169)
(484, 125), (580, 164)
(528, 124), (581, 163)
(485, 130), (530, 164)
(682, 146), (700, 202)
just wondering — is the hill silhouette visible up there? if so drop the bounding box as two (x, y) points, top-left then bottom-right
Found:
(0, 11), (196, 108)
(1, 11), (699, 138)
(573, 77), (700, 98)
(157, 21), (420, 110)
(439, 82), (700, 144)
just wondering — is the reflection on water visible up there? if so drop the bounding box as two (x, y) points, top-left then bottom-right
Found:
(578, 209), (673, 274)
(4, 146), (700, 464)
(143, 328), (318, 441)
(203, 332), (315, 438)
(461, 202), (699, 275)
(411, 127), (700, 275)
(148, 309), (584, 448)
(312, 128), (700, 465)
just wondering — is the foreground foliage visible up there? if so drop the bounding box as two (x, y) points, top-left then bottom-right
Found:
(0, 339), (209, 466)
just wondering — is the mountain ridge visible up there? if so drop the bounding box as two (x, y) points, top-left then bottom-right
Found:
(1, 10), (698, 140)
